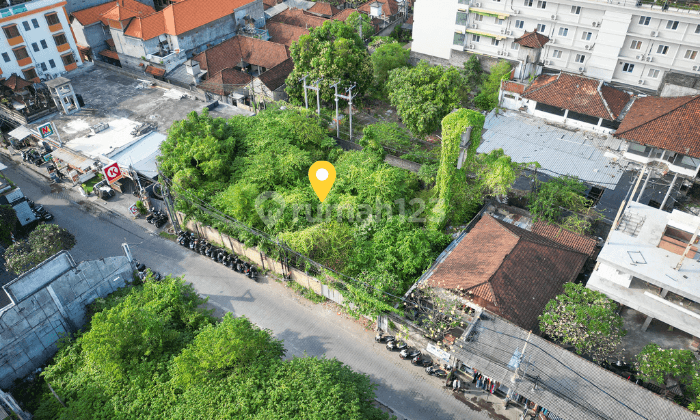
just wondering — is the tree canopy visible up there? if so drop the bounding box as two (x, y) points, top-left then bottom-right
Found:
(371, 42), (409, 92)
(386, 60), (463, 137)
(539, 283), (626, 362)
(529, 175), (596, 234)
(0, 204), (17, 245)
(4, 224), (76, 275)
(31, 277), (391, 420)
(285, 20), (373, 105)
(474, 60), (511, 111)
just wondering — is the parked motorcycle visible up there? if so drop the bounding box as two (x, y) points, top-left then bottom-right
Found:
(133, 260), (146, 272)
(375, 333), (395, 343)
(386, 340), (408, 351)
(246, 265), (258, 280)
(412, 355), (432, 367)
(399, 348), (421, 360)
(426, 366), (447, 378)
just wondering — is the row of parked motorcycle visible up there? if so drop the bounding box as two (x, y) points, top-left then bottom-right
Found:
(20, 149), (48, 167)
(376, 333), (449, 378)
(177, 231), (258, 280)
(146, 211), (168, 228)
(134, 259), (162, 282)
(27, 199), (53, 221)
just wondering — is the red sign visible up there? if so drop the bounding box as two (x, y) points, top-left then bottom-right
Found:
(103, 162), (122, 184)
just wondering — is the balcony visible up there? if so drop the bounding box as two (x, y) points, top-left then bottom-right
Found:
(64, 62), (77, 72)
(17, 57), (32, 67)
(56, 43), (70, 53)
(7, 35), (23, 46)
(48, 22), (62, 33)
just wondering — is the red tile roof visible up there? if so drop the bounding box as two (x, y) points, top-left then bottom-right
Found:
(426, 215), (587, 331)
(268, 8), (328, 29)
(514, 30), (550, 48)
(262, 0), (279, 9)
(614, 95), (700, 158)
(71, 1), (119, 26)
(3, 74), (32, 91)
(99, 49), (120, 60)
(531, 221), (597, 257)
(106, 38), (115, 47)
(502, 80), (526, 95)
(523, 72), (631, 120)
(257, 57), (294, 91)
(307, 2), (340, 17)
(200, 68), (252, 96)
(192, 36), (289, 78)
(266, 21), (309, 46)
(332, 8), (358, 22)
(358, 0), (400, 17)
(145, 65), (166, 77)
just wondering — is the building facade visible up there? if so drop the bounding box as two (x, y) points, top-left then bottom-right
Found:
(412, 0), (700, 90)
(0, 0), (83, 82)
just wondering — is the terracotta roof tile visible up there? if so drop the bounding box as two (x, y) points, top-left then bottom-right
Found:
(257, 57), (294, 91)
(358, 0), (400, 16)
(307, 2), (340, 17)
(266, 21), (309, 46)
(332, 8), (358, 22)
(426, 215), (587, 331)
(614, 95), (700, 158)
(268, 8), (328, 28)
(263, 0), (280, 9)
(71, 1), (118, 26)
(523, 72), (631, 120)
(145, 65), (165, 77)
(3, 74), (32, 91)
(532, 221), (597, 257)
(200, 68), (251, 96)
(502, 80), (526, 95)
(98, 49), (120, 60)
(193, 36), (289, 78)
(514, 29), (549, 48)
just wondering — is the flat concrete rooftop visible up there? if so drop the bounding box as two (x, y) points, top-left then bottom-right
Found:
(598, 202), (700, 299)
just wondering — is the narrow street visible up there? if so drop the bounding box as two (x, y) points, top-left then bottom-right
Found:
(0, 153), (513, 420)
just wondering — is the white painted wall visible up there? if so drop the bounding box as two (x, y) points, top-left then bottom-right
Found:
(411, 0), (454, 60)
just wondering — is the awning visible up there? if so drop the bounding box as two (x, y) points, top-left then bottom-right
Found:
(466, 29), (506, 40)
(106, 39), (115, 47)
(469, 7), (510, 19)
(8, 125), (35, 141)
(76, 44), (91, 54)
(51, 148), (94, 171)
(99, 49), (120, 60)
(145, 65), (166, 77)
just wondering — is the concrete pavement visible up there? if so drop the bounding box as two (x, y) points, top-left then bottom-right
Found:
(0, 151), (523, 420)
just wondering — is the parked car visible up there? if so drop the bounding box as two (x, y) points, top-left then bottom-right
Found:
(97, 186), (116, 200)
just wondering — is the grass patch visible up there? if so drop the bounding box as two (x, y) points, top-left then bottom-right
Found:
(82, 174), (103, 195)
(288, 280), (327, 304)
(158, 231), (177, 240)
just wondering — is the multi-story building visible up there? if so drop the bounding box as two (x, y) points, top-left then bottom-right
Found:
(412, 0), (700, 90)
(0, 0), (83, 82)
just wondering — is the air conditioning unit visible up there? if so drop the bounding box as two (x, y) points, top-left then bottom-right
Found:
(693, 65), (698, 71)
(592, 21), (597, 27)
(646, 56), (653, 62)
(585, 45), (591, 50)
(635, 54), (642, 60)
(579, 67), (586, 72)
(551, 15), (557, 20)
(469, 44), (475, 49)
(506, 30), (512, 35)
(514, 10), (520, 14)
(550, 38), (555, 44)
(650, 31), (658, 37)
(500, 29), (505, 34)
(544, 60), (552, 65)
(638, 79), (645, 85)
(472, 23), (478, 29)
(506, 51), (511, 56)
(475, 2), (481, 6)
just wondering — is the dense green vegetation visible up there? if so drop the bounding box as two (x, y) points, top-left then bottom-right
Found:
(529, 175), (597, 234)
(25, 277), (390, 420)
(0, 204), (17, 245)
(370, 43), (410, 94)
(158, 105), (519, 316)
(474, 60), (512, 111)
(636, 344), (700, 411)
(4, 224), (76, 275)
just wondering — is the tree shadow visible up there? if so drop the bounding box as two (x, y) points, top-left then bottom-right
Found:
(229, 289), (254, 302)
(275, 328), (328, 360)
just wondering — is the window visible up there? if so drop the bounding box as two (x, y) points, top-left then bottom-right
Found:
(39, 62), (47, 72)
(657, 45), (669, 54)
(537, 23), (546, 32)
(456, 12), (468, 26)
(32, 42), (39, 52)
(581, 31), (592, 41)
(666, 20), (679, 30)
(630, 40), (642, 50)
(552, 49), (562, 58)
(685, 49), (698, 60)
(53, 33), (68, 46)
(31, 18), (39, 29)
(496, 18), (505, 25)
(12, 47), (29, 61)
(22, 68), (37, 80)
(472, 34), (481, 42)
(40, 39), (48, 49)
(575, 54), (585, 63)
(453, 32), (465, 46)
(571, 6), (581, 14)
(491, 38), (500, 46)
(45, 13), (60, 26)
(1, 53), (9, 63)
(458, 0), (469, 3)
(622, 62), (635, 72)
(648, 68), (660, 78)
(22, 21), (30, 31)
(537, 1), (547, 9)
(558, 27), (568, 36)
(474, 14), (484, 22)
(515, 20), (524, 29)
(49, 59), (56, 68)
(524, 0), (533, 6)
(61, 53), (75, 66)
(696, 24), (700, 34)
(639, 16), (651, 26)
(2, 25), (20, 39)
(511, 42), (519, 50)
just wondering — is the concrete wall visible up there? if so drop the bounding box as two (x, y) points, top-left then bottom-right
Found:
(409, 50), (516, 74)
(66, 0), (155, 13)
(73, 22), (111, 56)
(0, 251), (132, 388)
(172, 15), (238, 56)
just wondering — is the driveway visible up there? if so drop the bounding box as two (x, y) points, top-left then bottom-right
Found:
(0, 153), (520, 420)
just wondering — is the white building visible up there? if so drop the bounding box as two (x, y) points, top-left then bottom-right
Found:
(412, 0), (700, 90)
(0, 0), (83, 82)
(588, 202), (700, 338)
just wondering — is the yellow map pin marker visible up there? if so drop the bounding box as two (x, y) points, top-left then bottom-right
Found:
(309, 161), (336, 203)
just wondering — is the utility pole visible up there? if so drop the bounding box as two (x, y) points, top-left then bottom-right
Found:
(335, 83), (357, 140)
(330, 80), (340, 138)
(156, 162), (181, 233)
(305, 77), (323, 116)
(299, 74), (309, 109)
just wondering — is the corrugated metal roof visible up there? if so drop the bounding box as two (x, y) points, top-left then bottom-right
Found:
(4, 188), (24, 204)
(51, 148), (94, 171)
(13, 201), (37, 226)
(107, 132), (166, 179)
(477, 111), (626, 187)
(8, 126), (35, 140)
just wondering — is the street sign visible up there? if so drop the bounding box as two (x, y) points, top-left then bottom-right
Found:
(128, 204), (138, 216)
(103, 161), (122, 184)
(37, 123), (54, 138)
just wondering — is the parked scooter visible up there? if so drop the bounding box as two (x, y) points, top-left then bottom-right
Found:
(386, 340), (408, 351)
(375, 333), (395, 343)
(246, 265), (257, 280)
(399, 348), (421, 360)
(426, 365), (447, 378)
(412, 354), (432, 367)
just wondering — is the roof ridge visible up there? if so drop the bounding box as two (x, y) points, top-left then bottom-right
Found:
(597, 80), (615, 120)
(524, 72), (559, 96)
(493, 217), (588, 256)
(615, 95), (699, 137)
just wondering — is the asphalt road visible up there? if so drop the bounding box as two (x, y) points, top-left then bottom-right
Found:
(0, 154), (504, 420)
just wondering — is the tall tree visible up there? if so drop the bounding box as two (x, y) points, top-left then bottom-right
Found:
(539, 283), (626, 362)
(474, 60), (512, 111)
(386, 60), (463, 137)
(345, 11), (374, 42)
(285, 20), (373, 105)
(371, 42), (410, 93)
(0, 204), (17, 245)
